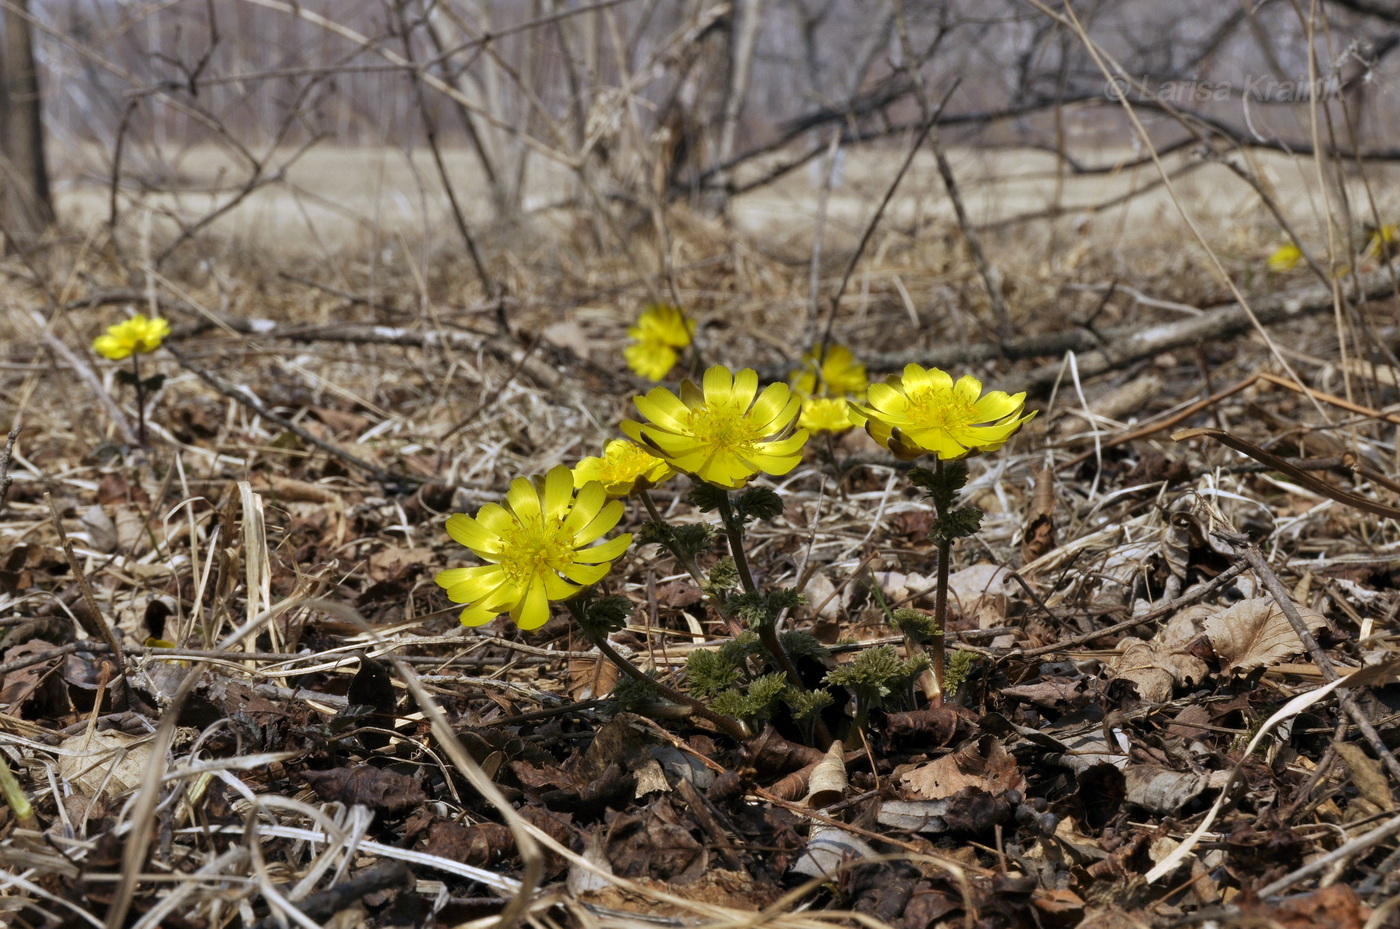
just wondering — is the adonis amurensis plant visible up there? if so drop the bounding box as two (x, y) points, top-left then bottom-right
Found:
(437, 315), (1036, 744)
(93, 313), (171, 448)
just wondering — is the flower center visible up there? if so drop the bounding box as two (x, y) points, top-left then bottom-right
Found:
(496, 515), (575, 584)
(905, 386), (977, 431)
(684, 399), (761, 454)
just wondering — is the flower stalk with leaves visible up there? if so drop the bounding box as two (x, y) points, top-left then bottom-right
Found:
(852, 365), (1035, 703)
(93, 314), (171, 448)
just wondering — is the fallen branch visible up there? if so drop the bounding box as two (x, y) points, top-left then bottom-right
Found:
(862, 265), (1400, 391)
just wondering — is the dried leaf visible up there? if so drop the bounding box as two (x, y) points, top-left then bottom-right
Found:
(1122, 765), (1230, 814)
(303, 767), (426, 814)
(1202, 596), (1326, 673)
(58, 730), (152, 798)
(1021, 465), (1058, 563)
(418, 820), (514, 867)
(946, 564), (1012, 628)
(899, 735), (1024, 800)
(1333, 743), (1395, 809)
(80, 504), (118, 554)
(1109, 637), (1207, 703)
(790, 823), (878, 880)
(804, 739), (847, 808)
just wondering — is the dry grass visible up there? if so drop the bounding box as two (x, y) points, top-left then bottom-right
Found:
(5, 127), (1400, 928)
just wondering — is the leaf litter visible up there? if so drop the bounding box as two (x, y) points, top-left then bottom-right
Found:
(3, 226), (1400, 929)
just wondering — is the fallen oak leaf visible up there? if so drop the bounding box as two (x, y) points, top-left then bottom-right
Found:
(1201, 596), (1326, 674)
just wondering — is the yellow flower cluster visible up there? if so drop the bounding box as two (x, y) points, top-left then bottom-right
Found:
(625, 304), (695, 381)
(790, 344), (867, 434)
(93, 314), (171, 360)
(439, 346), (1036, 630)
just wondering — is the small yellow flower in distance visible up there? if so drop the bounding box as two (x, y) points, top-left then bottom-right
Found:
(625, 341), (681, 382)
(850, 364), (1036, 461)
(572, 438), (675, 498)
(799, 397), (856, 434)
(1267, 243), (1303, 272)
(1367, 224), (1398, 258)
(436, 465), (632, 630)
(625, 303), (695, 381)
(791, 344), (868, 398)
(622, 365), (809, 489)
(93, 314), (171, 360)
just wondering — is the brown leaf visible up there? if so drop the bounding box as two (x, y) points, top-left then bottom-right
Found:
(1122, 764), (1230, 813)
(567, 652), (619, 700)
(1021, 465), (1058, 563)
(303, 767), (426, 814)
(1108, 637), (1207, 704)
(898, 735), (1024, 800)
(1201, 596), (1326, 673)
(880, 706), (963, 750)
(1333, 743), (1395, 809)
(417, 820), (514, 867)
(605, 797), (708, 883)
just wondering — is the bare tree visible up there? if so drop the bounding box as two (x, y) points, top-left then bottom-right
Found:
(0, 0), (53, 252)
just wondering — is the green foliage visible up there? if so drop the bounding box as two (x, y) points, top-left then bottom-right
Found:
(825, 645), (927, 708)
(784, 686), (835, 721)
(609, 672), (660, 710)
(932, 506), (983, 544)
(943, 649), (977, 699)
(710, 673), (789, 723)
(735, 486), (785, 523)
(889, 607), (940, 640)
(639, 520), (715, 559)
(705, 556), (740, 595)
(576, 593), (633, 638)
(685, 482), (728, 513)
(779, 629), (829, 663)
(723, 587), (805, 629)
(672, 523), (716, 556)
(685, 647), (744, 699)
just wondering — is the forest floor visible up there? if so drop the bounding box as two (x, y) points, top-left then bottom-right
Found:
(4, 143), (1400, 929)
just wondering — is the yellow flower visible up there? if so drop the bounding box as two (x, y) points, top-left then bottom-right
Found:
(791, 344), (868, 398)
(799, 397), (856, 434)
(1367, 224), (1397, 258)
(93, 314), (171, 360)
(622, 365), (809, 489)
(625, 341), (680, 382)
(572, 439), (674, 498)
(850, 364), (1036, 461)
(625, 304), (695, 381)
(435, 465), (632, 630)
(1267, 243), (1303, 272)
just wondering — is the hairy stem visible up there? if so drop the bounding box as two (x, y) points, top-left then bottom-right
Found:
(573, 607), (749, 741)
(928, 458), (949, 705)
(717, 492), (805, 692)
(639, 489), (715, 600)
(131, 353), (148, 448)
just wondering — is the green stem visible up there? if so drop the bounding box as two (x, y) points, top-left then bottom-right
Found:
(715, 492), (758, 596)
(0, 752), (36, 830)
(639, 489), (716, 602)
(573, 605), (749, 741)
(131, 353), (148, 448)
(716, 492), (806, 694)
(929, 458), (950, 705)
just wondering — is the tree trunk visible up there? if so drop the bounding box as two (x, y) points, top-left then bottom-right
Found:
(1, 0), (53, 253)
